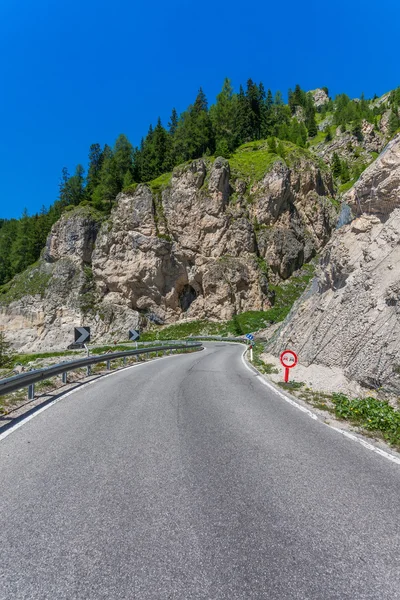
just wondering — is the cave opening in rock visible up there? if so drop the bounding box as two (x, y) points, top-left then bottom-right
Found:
(179, 285), (197, 312)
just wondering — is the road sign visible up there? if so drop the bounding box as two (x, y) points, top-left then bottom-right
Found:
(129, 329), (140, 342)
(74, 327), (90, 345)
(245, 333), (254, 341)
(280, 350), (298, 383)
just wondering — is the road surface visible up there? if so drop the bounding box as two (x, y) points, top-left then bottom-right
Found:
(1, 343), (400, 599)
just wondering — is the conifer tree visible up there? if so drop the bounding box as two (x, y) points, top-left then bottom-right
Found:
(210, 78), (237, 151)
(113, 134), (134, 187)
(340, 160), (350, 183)
(0, 331), (15, 368)
(331, 152), (342, 179)
(10, 209), (35, 274)
(68, 165), (86, 205)
(388, 110), (400, 136)
(86, 143), (103, 198)
(92, 145), (119, 208)
(168, 108), (178, 136)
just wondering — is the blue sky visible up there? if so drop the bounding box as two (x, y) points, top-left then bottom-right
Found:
(0, 0), (399, 219)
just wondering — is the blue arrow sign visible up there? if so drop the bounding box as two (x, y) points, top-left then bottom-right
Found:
(245, 333), (254, 340)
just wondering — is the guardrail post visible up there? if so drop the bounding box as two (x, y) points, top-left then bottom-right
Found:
(106, 360), (111, 371)
(62, 372), (67, 384)
(87, 365), (91, 376)
(28, 384), (35, 400)
(124, 357), (127, 365)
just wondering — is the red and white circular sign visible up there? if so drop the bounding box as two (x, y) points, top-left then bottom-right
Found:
(280, 350), (298, 369)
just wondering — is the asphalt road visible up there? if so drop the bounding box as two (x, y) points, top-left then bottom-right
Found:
(1, 343), (400, 599)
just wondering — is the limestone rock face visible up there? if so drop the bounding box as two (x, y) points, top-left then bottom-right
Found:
(0, 209), (106, 351)
(1, 152), (337, 351)
(343, 133), (400, 218)
(43, 210), (100, 264)
(270, 134), (400, 394)
(310, 88), (329, 107)
(250, 158), (336, 280)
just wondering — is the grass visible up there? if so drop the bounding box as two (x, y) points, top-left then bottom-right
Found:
(228, 141), (280, 181)
(273, 380), (400, 450)
(278, 381), (305, 391)
(332, 393), (400, 449)
(267, 262), (316, 323)
(147, 172), (173, 195)
(338, 179), (356, 194)
(140, 320), (226, 341)
(252, 342), (279, 375)
(0, 263), (52, 304)
(13, 350), (80, 366)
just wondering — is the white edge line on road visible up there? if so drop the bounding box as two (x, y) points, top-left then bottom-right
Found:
(0, 349), (204, 444)
(241, 347), (400, 466)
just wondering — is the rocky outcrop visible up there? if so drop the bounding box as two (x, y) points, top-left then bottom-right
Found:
(310, 88), (329, 108)
(343, 133), (400, 218)
(270, 138), (400, 394)
(0, 149), (337, 351)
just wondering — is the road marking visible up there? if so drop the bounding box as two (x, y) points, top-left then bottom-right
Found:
(241, 348), (400, 466)
(0, 350), (203, 443)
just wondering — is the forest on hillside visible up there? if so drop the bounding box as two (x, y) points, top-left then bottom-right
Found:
(1, 79), (400, 287)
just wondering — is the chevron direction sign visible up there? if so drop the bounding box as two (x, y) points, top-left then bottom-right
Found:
(129, 329), (140, 342)
(74, 327), (90, 345)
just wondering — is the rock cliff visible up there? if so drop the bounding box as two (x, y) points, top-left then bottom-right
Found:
(0, 145), (336, 351)
(271, 135), (400, 394)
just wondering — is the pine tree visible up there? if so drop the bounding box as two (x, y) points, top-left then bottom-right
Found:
(236, 85), (253, 143)
(68, 165), (86, 205)
(324, 126), (332, 142)
(168, 108), (178, 135)
(340, 160), (350, 183)
(307, 115), (318, 137)
(267, 137), (277, 153)
(92, 145), (119, 208)
(113, 134), (134, 187)
(388, 109), (400, 136)
(174, 89), (214, 161)
(331, 153), (342, 179)
(0, 331), (15, 368)
(352, 120), (363, 142)
(10, 208), (35, 274)
(59, 167), (71, 207)
(86, 143), (103, 198)
(210, 78), (237, 151)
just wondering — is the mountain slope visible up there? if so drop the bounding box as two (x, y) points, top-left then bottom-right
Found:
(0, 143), (336, 351)
(270, 134), (400, 395)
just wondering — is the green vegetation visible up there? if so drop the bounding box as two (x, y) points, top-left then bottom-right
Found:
(140, 320), (225, 341)
(229, 142), (280, 181)
(266, 262), (316, 323)
(252, 342), (279, 375)
(0, 263), (51, 304)
(147, 171), (173, 195)
(338, 179), (356, 194)
(0, 332), (15, 368)
(12, 350), (81, 366)
(333, 393), (400, 448)
(1, 81), (394, 290)
(278, 381), (305, 391)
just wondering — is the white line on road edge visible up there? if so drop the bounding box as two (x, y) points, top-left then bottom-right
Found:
(0, 349), (203, 444)
(241, 348), (400, 466)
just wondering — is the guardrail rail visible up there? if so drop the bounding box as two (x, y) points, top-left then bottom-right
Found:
(0, 342), (203, 400)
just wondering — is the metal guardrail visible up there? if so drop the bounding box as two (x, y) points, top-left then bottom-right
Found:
(0, 342), (203, 400)
(187, 335), (246, 343)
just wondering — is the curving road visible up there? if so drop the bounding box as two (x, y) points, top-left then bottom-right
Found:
(1, 343), (400, 599)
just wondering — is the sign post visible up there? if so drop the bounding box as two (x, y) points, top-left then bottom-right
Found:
(129, 329), (140, 342)
(280, 350), (298, 383)
(245, 334), (254, 361)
